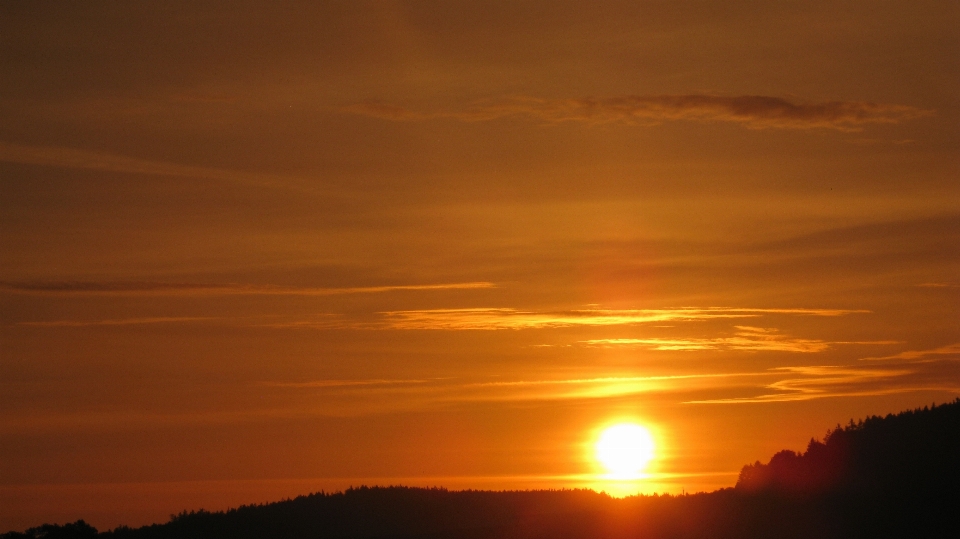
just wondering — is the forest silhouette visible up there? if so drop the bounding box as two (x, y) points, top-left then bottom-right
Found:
(5, 399), (959, 539)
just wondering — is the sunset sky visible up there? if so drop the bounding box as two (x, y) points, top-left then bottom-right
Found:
(1, 1), (959, 532)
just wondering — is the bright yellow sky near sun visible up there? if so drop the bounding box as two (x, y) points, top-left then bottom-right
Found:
(1, 0), (959, 533)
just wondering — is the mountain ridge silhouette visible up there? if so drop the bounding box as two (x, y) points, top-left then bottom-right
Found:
(5, 398), (959, 539)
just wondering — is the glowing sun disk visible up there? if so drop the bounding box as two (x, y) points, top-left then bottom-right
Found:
(595, 423), (655, 478)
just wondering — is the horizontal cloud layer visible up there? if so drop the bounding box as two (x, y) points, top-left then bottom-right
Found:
(861, 342), (960, 362)
(2, 280), (493, 297)
(582, 326), (898, 353)
(17, 306), (865, 330)
(378, 308), (867, 330)
(0, 141), (311, 191)
(8, 354), (955, 430)
(344, 94), (932, 131)
(18, 317), (217, 327)
(688, 354), (960, 404)
(257, 352), (959, 411)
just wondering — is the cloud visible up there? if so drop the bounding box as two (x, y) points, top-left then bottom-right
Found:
(171, 92), (239, 103)
(687, 365), (916, 404)
(582, 326), (897, 353)
(13, 304), (865, 332)
(18, 317), (217, 327)
(264, 372), (770, 409)
(459, 373), (766, 402)
(255, 344), (957, 410)
(377, 307), (867, 330)
(1, 280), (494, 297)
(7, 374), (753, 431)
(341, 102), (433, 121)
(263, 379), (432, 388)
(10, 360), (954, 430)
(861, 343), (960, 362)
(344, 95), (932, 131)
(0, 141), (310, 191)
(253, 315), (348, 330)
(687, 360), (960, 404)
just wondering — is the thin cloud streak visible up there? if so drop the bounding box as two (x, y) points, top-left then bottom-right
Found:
(0, 141), (313, 192)
(345, 95), (932, 131)
(378, 307), (867, 330)
(14, 305), (868, 332)
(265, 372), (775, 409)
(17, 317), (217, 327)
(264, 379), (432, 388)
(1, 281), (494, 297)
(459, 373), (770, 402)
(582, 326), (898, 353)
(766, 365), (913, 393)
(687, 387), (951, 404)
(687, 363), (960, 404)
(861, 343), (960, 361)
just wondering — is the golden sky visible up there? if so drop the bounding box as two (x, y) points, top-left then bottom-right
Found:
(1, 0), (959, 532)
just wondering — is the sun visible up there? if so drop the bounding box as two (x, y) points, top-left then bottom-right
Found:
(595, 423), (656, 479)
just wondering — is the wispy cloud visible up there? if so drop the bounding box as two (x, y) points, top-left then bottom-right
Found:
(378, 308), (866, 330)
(460, 373), (766, 402)
(582, 326), (897, 353)
(265, 372), (770, 408)
(18, 317), (217, 327)
(861, 343), (960, 362)
(1, 280), (494, 297)
(13, 304), (866, 332)
(252, 315), (349, 330)
(687, 359), (960, 404)
(345, 95), (932, 131)
(263, 379), (432, 388)
(0, 141), (310, 191)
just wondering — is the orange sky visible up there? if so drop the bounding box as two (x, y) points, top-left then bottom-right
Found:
(1, 1), (959, 532)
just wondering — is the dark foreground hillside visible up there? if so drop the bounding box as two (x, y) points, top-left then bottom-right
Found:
(6, 399), (960, 539)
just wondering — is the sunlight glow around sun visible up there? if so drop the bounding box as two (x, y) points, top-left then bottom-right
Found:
(595, 423), (656, 479)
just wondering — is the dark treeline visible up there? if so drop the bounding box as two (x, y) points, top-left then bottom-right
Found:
(6, 399), (959, 539)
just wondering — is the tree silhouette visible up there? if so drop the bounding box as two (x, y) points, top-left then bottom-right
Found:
(1, 520), (97, 539)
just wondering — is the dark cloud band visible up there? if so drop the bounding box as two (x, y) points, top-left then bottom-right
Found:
(345, 94), (932, 131)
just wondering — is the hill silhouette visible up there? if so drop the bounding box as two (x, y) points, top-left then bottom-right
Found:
(5, 399), (959, 539)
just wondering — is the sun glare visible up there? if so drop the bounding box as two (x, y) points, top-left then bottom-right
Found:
(595, 423), (656, 479)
